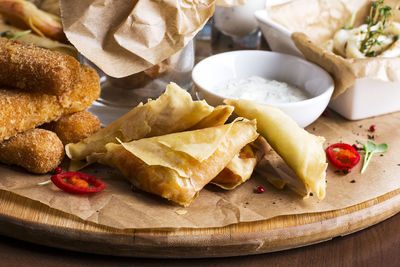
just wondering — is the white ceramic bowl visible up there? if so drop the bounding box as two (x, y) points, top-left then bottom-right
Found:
(192, 50), (334, 127)
(254, 9), (303, 57)
(254, 7), (400, 120)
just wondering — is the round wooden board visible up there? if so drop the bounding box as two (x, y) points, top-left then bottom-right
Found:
(0, 187), (399, 258)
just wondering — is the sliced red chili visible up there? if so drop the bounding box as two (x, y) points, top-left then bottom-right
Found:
(326, 143), (360, 171)
(51, 171), (106, 194)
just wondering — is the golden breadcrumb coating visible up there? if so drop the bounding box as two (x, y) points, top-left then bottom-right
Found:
(0, 37), (80, 95)
(0, 65), (100, 141)
(0, 128), (64, 174)
(43, 110), (100, 145)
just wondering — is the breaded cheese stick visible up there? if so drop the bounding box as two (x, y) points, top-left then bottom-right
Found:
(0, 65), (100, 141)
(42, 110), (100, 145)
(0, 128), (64, 174)
(0, 37), (80, 95)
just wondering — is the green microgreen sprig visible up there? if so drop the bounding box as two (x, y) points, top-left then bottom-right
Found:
(0, 30), (31, 40)
(357, 141), (388, 173)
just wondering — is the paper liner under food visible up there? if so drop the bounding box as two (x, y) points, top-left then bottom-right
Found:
(0, 111), (399, 229)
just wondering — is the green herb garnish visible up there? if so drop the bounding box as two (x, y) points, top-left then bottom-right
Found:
(359, 0), (393, 56)
(0, 30), (31, 40)
(343, 12), (357, 30)
(357, 141), (388, 173)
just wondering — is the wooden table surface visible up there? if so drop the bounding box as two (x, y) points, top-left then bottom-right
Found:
(1, 33), (400, 266)
(0, 212), (399, 266)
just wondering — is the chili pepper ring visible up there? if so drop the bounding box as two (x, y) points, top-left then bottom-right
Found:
(326, 143), (361, 171)
(51, 171), (106, 194)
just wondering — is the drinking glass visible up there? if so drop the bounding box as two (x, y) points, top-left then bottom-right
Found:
(213, 0), (266, 50)
(81, 41), (195, 126)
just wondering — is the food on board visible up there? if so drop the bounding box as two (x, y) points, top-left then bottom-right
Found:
(0, 0), (65, 42)
(98, 119), (259, 206)
(50, 171), (106, 194)
(42, 110), (100, 145)
(325, 143), (361, 172)
(0, 37), (79, 95)
(225, 99), (327, 200)
(0, 128), (64, 173)
(65, 83), (231, 163)
(0, 64), (100, 142)
(211, 136), (269, 190)
(325, 0), (400, 58)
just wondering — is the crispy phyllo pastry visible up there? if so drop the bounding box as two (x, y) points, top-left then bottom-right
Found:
(211, 136), (269, 190)
(42, 110), (100, 145)
(255, 149), (309, 197)
(97, 119), (259, 206)
(0, 128), (64, 174)
(189, 105), (234, 130)
(0, 65), (100, 141)
(0, 37), (80, 95)
(66, 83), (233, 162)
(0, 0), (65, 42)
(225, 99), (327, 200)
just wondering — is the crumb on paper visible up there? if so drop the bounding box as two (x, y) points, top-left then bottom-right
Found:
(175, 209), (187, 215)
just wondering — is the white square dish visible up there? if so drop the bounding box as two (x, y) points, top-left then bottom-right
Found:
(255, 7), (400, 120)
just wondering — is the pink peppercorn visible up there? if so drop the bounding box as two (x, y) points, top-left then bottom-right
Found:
(53, 166), (62, 175)
(352, 143), (363, 150)
(256, 186), (265, 193)
(369, 125), (376, 132)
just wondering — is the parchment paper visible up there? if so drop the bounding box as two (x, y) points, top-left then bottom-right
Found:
(268, 0), (400, 98)
(0, 111), (399, 229)
(60, 0), (215, 78)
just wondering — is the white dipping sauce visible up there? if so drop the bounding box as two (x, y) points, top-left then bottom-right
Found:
(215, 76), (310, 104)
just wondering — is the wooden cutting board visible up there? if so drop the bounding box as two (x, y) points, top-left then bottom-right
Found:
(0, 108), (400, 258)
(0, 186), (399, 258)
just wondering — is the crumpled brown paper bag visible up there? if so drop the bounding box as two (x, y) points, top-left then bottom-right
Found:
(60, 0), (215, 78)
(268, 0), (400, 98)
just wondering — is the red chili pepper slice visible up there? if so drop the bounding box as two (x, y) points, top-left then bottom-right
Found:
(326, 143), (360, 171)
(51, 171), (106, 194)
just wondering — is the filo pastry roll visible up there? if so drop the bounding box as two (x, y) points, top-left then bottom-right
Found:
(66, 82), (234, 162)
(97, 119), (259, 206)
(224, 99), (327, 200)
(211, 136), (270, 190)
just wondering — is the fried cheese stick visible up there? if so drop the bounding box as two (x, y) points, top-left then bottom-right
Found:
(0, 65), (100, 142)
(42, 110), (101, 145)
(0, 37), (80, 95)
(0, 128), (64, 174)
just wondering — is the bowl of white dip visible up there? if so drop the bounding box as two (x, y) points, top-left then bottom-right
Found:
(192, 50), (334, 127)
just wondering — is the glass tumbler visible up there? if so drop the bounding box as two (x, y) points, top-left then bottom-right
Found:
(82, 41), (195, 126)
(213, 0), (266, 50)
